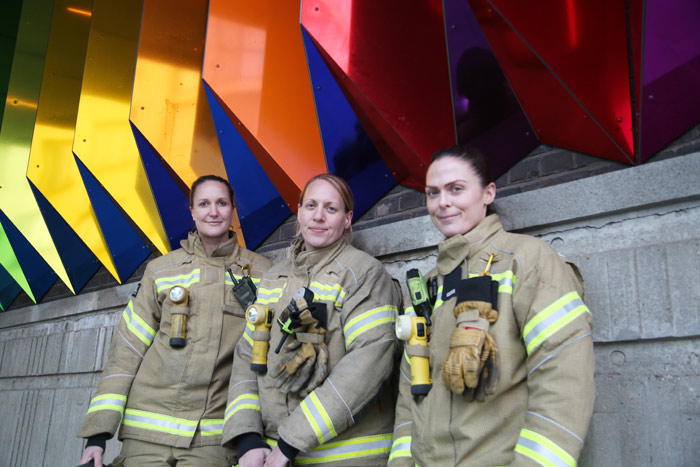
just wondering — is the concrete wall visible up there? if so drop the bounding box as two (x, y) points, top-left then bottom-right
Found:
(1, 153), (698, 466)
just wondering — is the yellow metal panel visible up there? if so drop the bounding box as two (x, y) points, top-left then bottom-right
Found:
(73, 0), (170, 255)
(130, 0), (245, 245)
(0, 0), (74, 295)
(26, 0), (121, 282)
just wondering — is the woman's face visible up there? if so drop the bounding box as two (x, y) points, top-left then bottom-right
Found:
(190, 180), (234, 246)
(297, 179), (352, 249)
(425, 156), (495, 238)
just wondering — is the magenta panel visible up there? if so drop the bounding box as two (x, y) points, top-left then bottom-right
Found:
(302, 0), (455, 189)
(443, 0), (537, 179)
(639, 0), (700, 161)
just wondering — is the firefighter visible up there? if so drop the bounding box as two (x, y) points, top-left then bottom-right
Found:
(389, 146), (595, 466)
(77, 175), (272, 467)
(223, 174), (401, 467)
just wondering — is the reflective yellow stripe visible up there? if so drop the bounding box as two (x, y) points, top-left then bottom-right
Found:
(257, 286), (284, 304)
(296, 433), (392, 464)
(243, 322), (254, 346)
(200, 418), (224, 436)
(309, 281), (345, 307)
(523, 291), (589, 354)
(225, 394), (261, 422)
(87, 393), (126, 414)
(403, 349), (410, 365)
(388, 435), (412, 461)
(404, 306), (416, 317)
(225, 270), (262, 285)
(123, 409), (197, 437)
(154, 269), (200, 293)
(468, 270), (515, 294)
(434, 285), (444, 309)
(122, 300), (156, 346)
(301, 391), (337, 444)
(515, 429), (576, 467)
(343, 305), (397, 347)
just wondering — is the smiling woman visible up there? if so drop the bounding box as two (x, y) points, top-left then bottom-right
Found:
(189, 175), (236, 255)
(76, 174), (272, 467)
(389, 146), (595, 467)
(223, 173), (401, 467)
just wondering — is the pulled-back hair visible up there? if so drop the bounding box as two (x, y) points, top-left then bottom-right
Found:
(298, 174), (354, 213)
(430, 145), (492, 188)
(189, 175), (234, 208)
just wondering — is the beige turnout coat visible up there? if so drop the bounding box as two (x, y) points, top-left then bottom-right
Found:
(390, 215), (595, 466)
(78, 232), (271, 448)
(223, 236), (401, 465)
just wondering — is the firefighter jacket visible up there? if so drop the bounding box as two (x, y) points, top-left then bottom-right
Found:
(389, 215), (595, 467)
(77, 232), (272, 448)
(222, 235), (401, 466)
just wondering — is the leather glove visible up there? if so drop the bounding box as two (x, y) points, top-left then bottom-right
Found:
(271, 299), (328, 394)
(441, 275), (500, 399)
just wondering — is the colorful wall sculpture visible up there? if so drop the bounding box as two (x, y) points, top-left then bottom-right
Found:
(1, 0), (698, 310)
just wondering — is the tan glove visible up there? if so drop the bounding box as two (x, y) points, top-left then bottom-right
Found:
(441, 301), (500, 398)
(302, 326), (329, 396)
(271, 298), (328, 394)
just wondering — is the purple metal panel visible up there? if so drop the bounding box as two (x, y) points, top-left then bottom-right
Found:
(640, 0), (700, 161)
(444, 0), (537, 178)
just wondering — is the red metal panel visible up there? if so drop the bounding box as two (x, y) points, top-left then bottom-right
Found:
(470, 0), (634, 163)
(302, 0), (455, 190)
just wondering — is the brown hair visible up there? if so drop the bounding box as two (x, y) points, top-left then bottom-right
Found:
(189, 175), (234, 208)
(430, 145), (493, 188)
(298, 174), (354, 213)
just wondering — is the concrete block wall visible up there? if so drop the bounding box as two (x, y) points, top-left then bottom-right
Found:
(1, 153), (699, 466)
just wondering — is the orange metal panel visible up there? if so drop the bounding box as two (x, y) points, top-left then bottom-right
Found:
(72, 0), (170, 255)
(130, 0), (245, 243)
(203, 0), (327, 209)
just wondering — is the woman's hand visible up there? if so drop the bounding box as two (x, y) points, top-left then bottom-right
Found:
(263, 446), (291, 467)
(79, 446), (104, 467)
(239, 447), (271, 467)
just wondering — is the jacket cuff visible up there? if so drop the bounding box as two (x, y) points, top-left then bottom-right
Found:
(235, 432), (270, 459)
(278, 437), (300, 460)
(85, 433), (109, 451)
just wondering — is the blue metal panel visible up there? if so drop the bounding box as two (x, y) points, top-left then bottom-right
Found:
(204, 81), (291, 249)
(131, 122), (192, 250)
(74, 155), (150, 282)
(0, 262), (21, 310)
(301, 27), (396, 218)
(0, 208), (56, 303)
(28, 180), (99, 294)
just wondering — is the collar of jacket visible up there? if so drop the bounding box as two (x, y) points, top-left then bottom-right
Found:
(436, 214), (502, 276)
(181, 230), (241, 259)
(289, 233), (350, 275)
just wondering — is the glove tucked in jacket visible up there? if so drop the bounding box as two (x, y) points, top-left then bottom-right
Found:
(441, 275), (500, 400)
(271, 298), (329, 395)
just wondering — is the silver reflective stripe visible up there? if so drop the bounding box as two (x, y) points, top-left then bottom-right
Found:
(123, 301), (155, 346)
(123, 409), (197, 437)
(154, 270), (200, 292)
(87, 394), (126, 414)
(523, 295), (585, 350)
(200, 419), (223, 436)
(301, 392), (336, 444)
(343, 305), (397, 347)
(225, 394), (261, 422)
(296, 434), (392, 465)
(257, 287), (284, 304)
(309, 282), (345, 306)
(517, 436), (569, 467)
